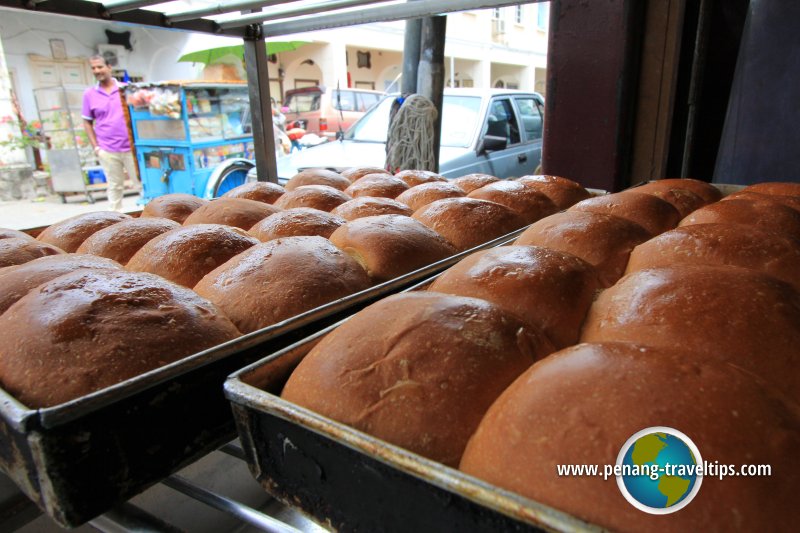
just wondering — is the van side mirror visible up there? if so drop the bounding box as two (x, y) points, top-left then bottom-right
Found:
(478, 135), (508, 155)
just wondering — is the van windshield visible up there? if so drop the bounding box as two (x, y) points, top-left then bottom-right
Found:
(345, 95), (481, 148)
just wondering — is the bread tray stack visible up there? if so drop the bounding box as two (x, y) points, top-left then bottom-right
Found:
(0, 227), (525, 528)
(224, 319), (599, 533)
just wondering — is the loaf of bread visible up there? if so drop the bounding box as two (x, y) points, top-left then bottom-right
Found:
(0, 254), (122, 315)
(516, 175), (592, 209)
(626, 223), (800, 290)
(282, 292), (554, 466)
(194, 236), (372, 333)
(284, 169), (351, 191)
(430, 245), (601, 348)
(182, 197), (281, 230)
(329, 215), (456, 282)
(461, 342), (800, 532)
(330, 197), (413, 221)
(0, 228), (34, 241)
(222, 181), (286, 204)
(273, 185), (352, 211)
(344, 173), (409, 199)
(394, 169), (446, 187)
(340, 167), (391, 182)
(468, 180), (558, 224)
(0, 238), (64, 268)
(722, 190), (800, 213)
(580, 264), (800, 396)
(76, 217), (180, 265)
(140, 193), (208, 223)
(412, 198), (527, 251)
(514, 211), (652, 287)
(679, 198), (800, 240)
(620, 186), (706, 218)
(740, 181), (800, 198)
(248, 208), (346, 241)
(630, 178), (722, 204)
(36, 211), (130, 252)
(126, 224), (259, 288)
(451, 173), (499, 193)
(569, 192), (681, 236)
(0, 269), (240, 407)
(395, 181), (465, 211)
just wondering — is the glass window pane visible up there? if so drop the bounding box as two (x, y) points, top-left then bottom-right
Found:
(515, 97), (544, 141)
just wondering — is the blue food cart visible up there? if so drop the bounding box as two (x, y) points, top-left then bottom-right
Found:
(126, 81), (256, 202)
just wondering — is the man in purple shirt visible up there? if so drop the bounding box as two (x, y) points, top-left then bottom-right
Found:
(82, 55), (139, 211)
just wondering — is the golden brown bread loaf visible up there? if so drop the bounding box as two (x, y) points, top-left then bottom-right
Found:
(126, 224), (259, 288)
(340, 167), (391, 182)
(248, 208), (346, 242)
(284, 169), (351, 191)
(412, 197), (527, 251)
(395, 181), (465, 211)
(620, 186), (706, 218)
(182, 197), (281, 230)
(330, 196), (413, 221)
(282, 292), (555, 466)
(343, 174), (409, 199)
(451, 173), (499, 193)
(273, 185), (352, 211)
(569, 192), (681, 236)
(140, 193), (208, 223)
(429, 245), (601, 348)
(580, 264), (800, 396)
(460, 342), (800, 532)
(36, 211), (130, 252)
(221, 181), (286, 204)
(394, 169), (446, 187)
(468, 180), (558, 224)
(721, 190), (800, 213)
(0, 269), (240, 407)
(679, 198), (800, 240)
(514, 211), (653, 287)
(740, 181), (800, 197)
(329, 215), (456, 282)
(194, 236), (372, 333)
(626, 223), (800, 290)
(76, 217), (180, 265)
(0, 254), (122, 315)
(632, 177), (723, 204)
(0, 228), (34, 241)
(516, 174), (592, 209)
(0, 238), (64, 268)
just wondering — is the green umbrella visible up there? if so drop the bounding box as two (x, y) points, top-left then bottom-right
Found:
(178, 41), (308, 64)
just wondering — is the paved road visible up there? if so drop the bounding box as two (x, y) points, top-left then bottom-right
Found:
(0, 193), (143, 231)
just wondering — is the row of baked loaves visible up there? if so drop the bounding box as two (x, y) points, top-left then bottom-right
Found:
(0, 169), (591, 408)
(280, 179), (800, 532)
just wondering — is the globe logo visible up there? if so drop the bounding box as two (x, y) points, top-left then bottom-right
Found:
(615, 427), (703, 514)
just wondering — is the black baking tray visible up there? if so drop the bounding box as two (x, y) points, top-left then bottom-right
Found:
(0, 227), (526, 528)
(224, 322), (600, 533)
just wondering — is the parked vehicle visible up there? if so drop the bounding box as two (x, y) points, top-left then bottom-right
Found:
(282, 86), (384, 140)
(274, 88), (545, 182)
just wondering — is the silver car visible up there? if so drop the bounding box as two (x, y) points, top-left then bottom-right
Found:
(275, 88), (545, 182)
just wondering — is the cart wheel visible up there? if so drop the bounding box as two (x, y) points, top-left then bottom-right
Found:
(60, 194), (66, 204)
(86, 192), (96, 204)
(204, 159), (255, 198)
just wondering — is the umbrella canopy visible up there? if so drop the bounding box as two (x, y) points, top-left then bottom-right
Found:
(178, 41), (308, 64)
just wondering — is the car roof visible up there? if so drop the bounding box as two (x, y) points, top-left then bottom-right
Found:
(441, 87), (543, 99)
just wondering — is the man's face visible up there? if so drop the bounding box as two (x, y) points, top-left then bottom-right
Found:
(89, 58), (112, 82)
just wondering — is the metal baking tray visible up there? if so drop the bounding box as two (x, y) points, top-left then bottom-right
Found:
(0, 226), (525, 528)
(225, 322), (599, 533)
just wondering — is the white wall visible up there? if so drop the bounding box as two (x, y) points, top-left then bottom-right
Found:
(0, 8), (197, 121)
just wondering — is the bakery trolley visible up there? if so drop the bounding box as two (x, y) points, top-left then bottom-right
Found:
(2, 440), (326, 533)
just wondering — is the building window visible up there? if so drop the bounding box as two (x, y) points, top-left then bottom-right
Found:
(537, 3), (550, 29)
(492, 8), (502, 20)
(515, 6), (523, 24)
